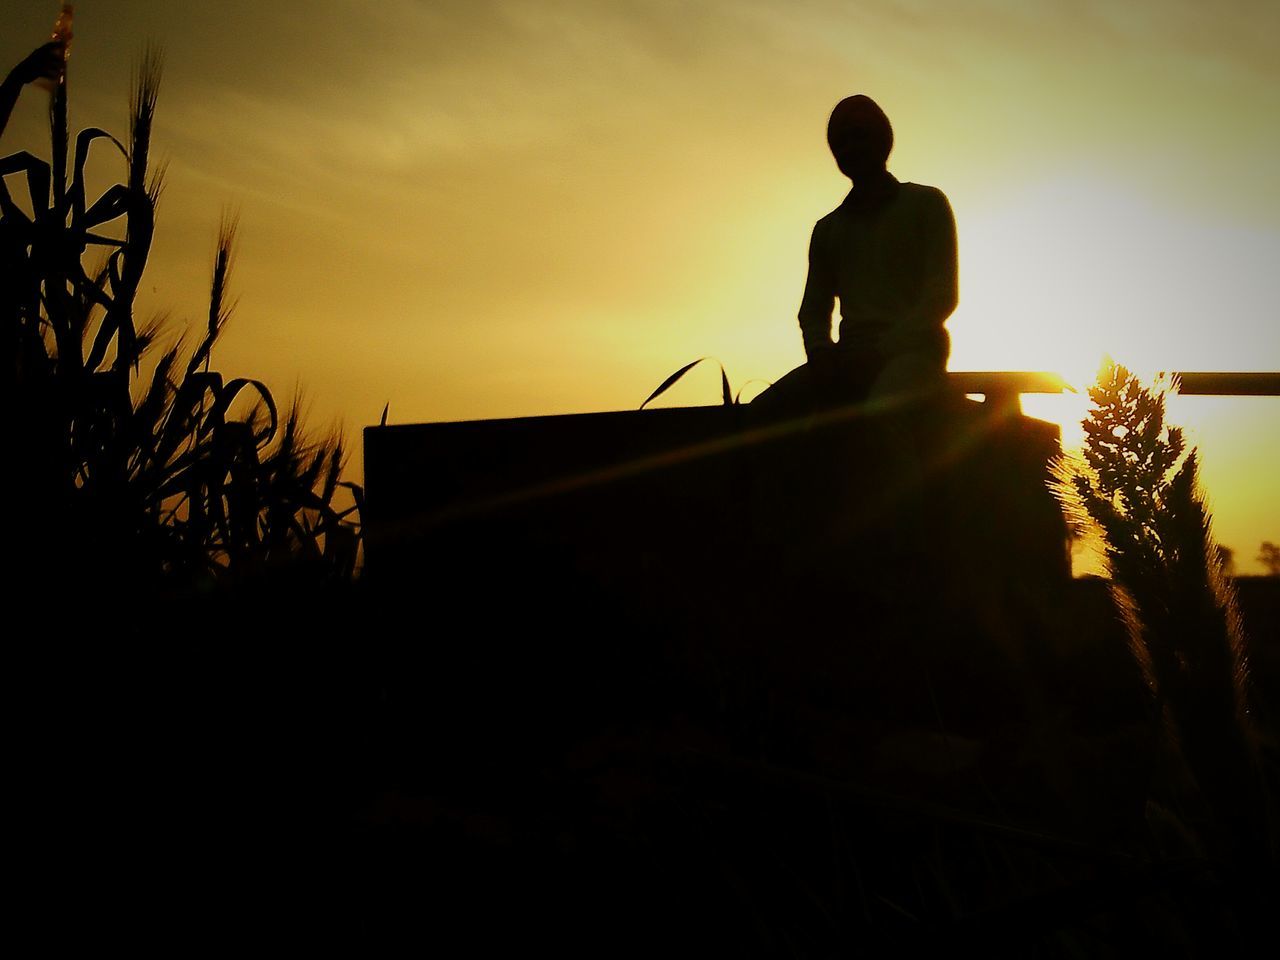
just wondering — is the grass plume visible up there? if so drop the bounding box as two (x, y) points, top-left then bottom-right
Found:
(1052, 361), (1269, 857)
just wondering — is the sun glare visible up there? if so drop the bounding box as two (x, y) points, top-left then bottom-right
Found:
(949, 174), (1277, 376)
(944, 173), (1280, 453)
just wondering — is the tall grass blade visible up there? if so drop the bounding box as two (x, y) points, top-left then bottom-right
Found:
(641, 357), (710, 410)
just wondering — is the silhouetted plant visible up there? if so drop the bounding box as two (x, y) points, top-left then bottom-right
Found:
(1215, 544), (1235, 578)
(640, 356), (769, 409)
(1, 49), (360, 593)
(1259, 541), (1280, 577)
(1052, 361), (1267, 855)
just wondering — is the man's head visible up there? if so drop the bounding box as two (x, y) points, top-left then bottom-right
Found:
(827, 95), (893, 181)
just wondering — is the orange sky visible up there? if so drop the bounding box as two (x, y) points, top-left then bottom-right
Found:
(3, 0), (1278, 571)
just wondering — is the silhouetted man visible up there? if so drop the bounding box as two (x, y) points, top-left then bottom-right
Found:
(797, 95), (957, 403)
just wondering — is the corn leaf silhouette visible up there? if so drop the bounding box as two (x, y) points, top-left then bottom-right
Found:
(2, 46), (361, 588)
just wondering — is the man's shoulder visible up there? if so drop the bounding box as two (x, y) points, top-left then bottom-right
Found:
(900, 181), (948, 199)
(900, 182), (953, 211)
(818, 181), (950, 221)
(808, 207), (846, 247)
(814, 206), (844, 228)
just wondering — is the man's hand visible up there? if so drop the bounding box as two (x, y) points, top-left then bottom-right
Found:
(9, 42), (65, 87)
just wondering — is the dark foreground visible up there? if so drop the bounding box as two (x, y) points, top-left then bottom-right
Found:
(20, 393), (1280, 953)
(19, 572), (1278, 954)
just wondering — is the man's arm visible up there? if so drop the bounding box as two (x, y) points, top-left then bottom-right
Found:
(908, 188), (958, 330)
(880, 187), (957, 364)
(797, 219), (836, 361)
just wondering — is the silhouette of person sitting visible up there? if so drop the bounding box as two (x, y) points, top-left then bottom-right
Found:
(795, 95), (957, 406)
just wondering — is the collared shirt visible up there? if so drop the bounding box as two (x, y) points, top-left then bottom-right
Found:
(797, 175), (958, 361)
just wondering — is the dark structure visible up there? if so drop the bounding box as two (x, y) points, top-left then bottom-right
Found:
(363, 372), (1071, 630)
(361, 368), (1279, 673)
(362, 370), (1280, 634)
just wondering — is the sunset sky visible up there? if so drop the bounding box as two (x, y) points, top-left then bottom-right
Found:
(3, 0), (1277, 571)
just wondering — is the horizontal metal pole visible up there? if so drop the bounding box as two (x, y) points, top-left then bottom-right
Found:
(1171, 372), (1280, 396)
(949, 371), (1280, 397)
(949, 371), (1068, 395)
